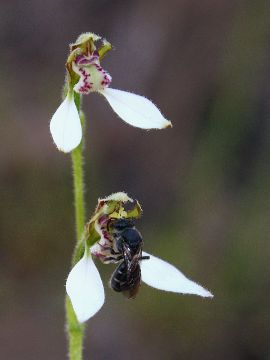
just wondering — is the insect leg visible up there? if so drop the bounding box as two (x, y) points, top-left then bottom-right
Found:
(140, 255), (150, 260)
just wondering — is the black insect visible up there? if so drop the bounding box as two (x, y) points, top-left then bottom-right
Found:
(108, 218), (149, 298)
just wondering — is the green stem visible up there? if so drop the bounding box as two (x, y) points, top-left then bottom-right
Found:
(71, 132), (85, 241)
(65, 92), (86, 360)
(65, 297), (85, 360)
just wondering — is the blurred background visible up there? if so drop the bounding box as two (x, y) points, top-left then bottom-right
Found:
(1, 0), (270, 359)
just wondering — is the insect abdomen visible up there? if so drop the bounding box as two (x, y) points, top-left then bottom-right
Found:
(110, 261), (141, 297)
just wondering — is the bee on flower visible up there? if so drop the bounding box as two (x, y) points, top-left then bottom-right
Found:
(50, 33), (172, 153)
(66, 192), (213, 323)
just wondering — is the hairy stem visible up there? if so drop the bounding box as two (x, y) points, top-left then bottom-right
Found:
(71, 125), (85, 241)
(66, 297), (85, 360)
(66, 92), (86, 360)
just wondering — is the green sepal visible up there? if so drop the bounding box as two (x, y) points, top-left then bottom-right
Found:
(85, 222), (101, 248)
(71, 236), (86, 266)
(125, 200), (142, 219)
(98, 40), (112, 60)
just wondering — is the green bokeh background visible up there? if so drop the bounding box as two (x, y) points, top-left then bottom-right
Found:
(1, 1), (270, 359)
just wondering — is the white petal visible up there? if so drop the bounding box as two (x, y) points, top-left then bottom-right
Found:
(50, 95), (82, 153)
(66, 253), (105, 322)
(99, 88), (172, 129)
(141, 251), (213, 298)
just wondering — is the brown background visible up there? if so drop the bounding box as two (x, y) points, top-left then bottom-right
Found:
(1, 0), (270, 359)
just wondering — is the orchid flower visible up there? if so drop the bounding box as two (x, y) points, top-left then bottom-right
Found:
(66, 193), (213, 323)
(50, 33), (172, 153)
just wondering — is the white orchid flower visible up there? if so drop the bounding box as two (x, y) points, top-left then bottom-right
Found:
(66, 192), (213, 323)
(66, 248), (213, 323)
(50, 33), (172, 153)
